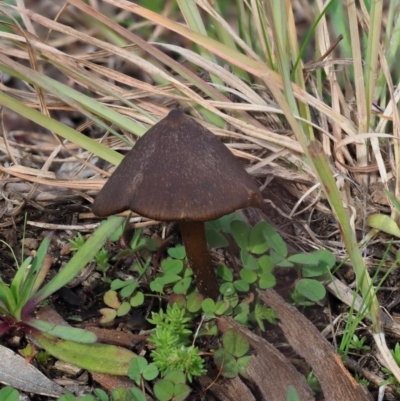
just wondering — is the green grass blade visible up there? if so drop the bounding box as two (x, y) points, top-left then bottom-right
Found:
(0, 280), (17, 315)
(0, 91), (123, 166)
(10, 257), (32, 304)
(27, 216), (124, 308)
(308, 141), (380, 331)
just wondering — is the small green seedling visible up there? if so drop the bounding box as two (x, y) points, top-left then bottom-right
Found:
(348, 334), (370, 352)
(148, 303), (206, 381)
(69, 232), (86, 251)
(306, 371), (321, 395)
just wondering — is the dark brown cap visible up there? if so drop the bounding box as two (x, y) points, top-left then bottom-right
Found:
(92, 109), (262, 221)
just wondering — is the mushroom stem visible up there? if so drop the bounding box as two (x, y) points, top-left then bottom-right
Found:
(179, 221), (219, 300)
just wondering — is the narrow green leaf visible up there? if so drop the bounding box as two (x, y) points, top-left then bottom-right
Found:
(26, 319), (97, 343)
(34, 333), (136, 375)
(367, 214), (400, 237)
(10, 256), (32, 303)
(29, 216), (124, 308)
(0, 279), (16, 314)
(0, 91), (122, 166)
(16, 236), (51, 314)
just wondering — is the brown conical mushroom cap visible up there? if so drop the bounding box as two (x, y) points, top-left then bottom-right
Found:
(92, 109), (262, 221)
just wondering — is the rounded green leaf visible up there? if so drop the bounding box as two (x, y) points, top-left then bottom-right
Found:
(161, 258), (183, 275)
(225, 293), (239, 308)
(234, 313), (248, 325)
(0, 387), (19, 401)
(237, 355), (252, 374)
(222, 329), (250, 357)
(206, 229), (229, 248)
(240, 249), (259, 270)
(186, 292), (203, 313)
(288, 253), (319, 264)
(129, 387), (147, 401)
(173, 277), (192, 294)
(150, 278), (164, 293)
(214, 300), (230, 315)
(219, 282), (236, 296)
(143, 363), (159, 381)
(130, 291), (145, 307)
(258, 272), (276, 289)
(103, 290), (120, 309)
(248, 221), (270, 254)
(167, 245), (186, 260)
(302, 264), (327, 278)
(239, 268), (258, 284)
(264, 225), (288, 257)
(233, 280), (250, 292)
(295, 279), (326, 302)
(230, 220), (251, 249)
(120, 281), (138, 298)
(201, 298), (216, 314)
(94, 389), (108, 401)
(214, 349), (238, 378)
(153, 379), (174, 401)
(99, 308), (117, 324)
(258, 255), (274, 273)
(217, 265), (233, 282)
(110, 279), (128, 290)
(128, 356), (147, 384)
(173, 383), (191, 401)
(117, 301), (131, 317)
(219, 212), (247, 233)
(164, 370), (186, 384)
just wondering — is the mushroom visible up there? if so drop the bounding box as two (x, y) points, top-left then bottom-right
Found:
(92, 109), (262, 300)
